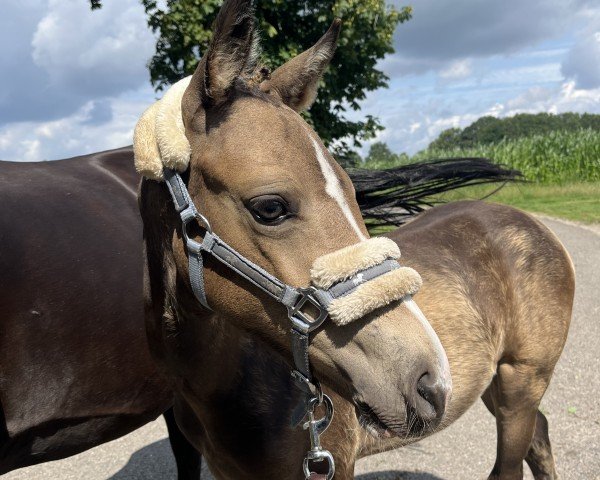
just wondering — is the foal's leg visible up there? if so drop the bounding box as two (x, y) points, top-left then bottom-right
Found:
(164, 407), (203, 480)
(481, 362), (555, 480)
(482, 391), (557, 480)
(524, 410), (558, 480)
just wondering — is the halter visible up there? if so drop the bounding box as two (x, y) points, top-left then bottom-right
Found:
(163, 167), (418, 479)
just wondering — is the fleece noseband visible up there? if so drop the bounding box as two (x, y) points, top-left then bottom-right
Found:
(135, 78), (422, 479)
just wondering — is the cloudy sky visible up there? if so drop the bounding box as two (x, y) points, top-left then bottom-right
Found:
(1, 0), (599, 161)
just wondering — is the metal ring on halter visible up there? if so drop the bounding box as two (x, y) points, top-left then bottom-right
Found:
(287, 287), (329, 335)
(305, 394), (334, 437)
(182, 211), (213, 246)
(307, 379), (325, 407)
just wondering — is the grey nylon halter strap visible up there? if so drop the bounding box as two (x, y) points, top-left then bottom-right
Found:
(163, 167), (401, 420)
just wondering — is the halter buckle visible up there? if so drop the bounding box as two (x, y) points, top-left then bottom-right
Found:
(287, 287), (329, 334)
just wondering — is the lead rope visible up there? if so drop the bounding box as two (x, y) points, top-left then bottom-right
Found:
(288, 305), (335, 479)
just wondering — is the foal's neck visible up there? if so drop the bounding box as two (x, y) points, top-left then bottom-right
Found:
(169, 300), (247, 398)
(173, 300), (302, 428)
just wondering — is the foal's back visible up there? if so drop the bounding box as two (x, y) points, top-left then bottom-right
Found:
(379, 200), (574, 478)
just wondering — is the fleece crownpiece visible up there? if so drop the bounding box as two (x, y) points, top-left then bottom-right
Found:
(310, 238), (422, 326)
(133, 76), (193, 181)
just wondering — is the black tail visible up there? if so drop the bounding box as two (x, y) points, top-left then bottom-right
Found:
(348, 158), (522, 226)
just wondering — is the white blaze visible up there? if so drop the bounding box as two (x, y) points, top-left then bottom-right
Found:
(404, 297), (452, 386)
(309, 136), (367, 241)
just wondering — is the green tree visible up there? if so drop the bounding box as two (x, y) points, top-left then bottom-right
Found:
(429, 127), (462, 150)
(91, 0), (412, 159)
(338, 150), (363, 169)
(362, 141), (408, 169)
(460, 116), (504, 147)
(427, 112), (600, 151)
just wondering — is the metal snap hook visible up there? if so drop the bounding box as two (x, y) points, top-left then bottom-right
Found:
(304, 393), (334, 438)
(303, 449), (335, 480)
(302, 394), (335, 480)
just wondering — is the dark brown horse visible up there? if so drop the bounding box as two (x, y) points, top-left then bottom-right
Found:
(138, 1), (574, 478)
(0, 149), (200, 478)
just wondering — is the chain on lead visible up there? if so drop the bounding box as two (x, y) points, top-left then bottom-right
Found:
(302, 393), (335, 480)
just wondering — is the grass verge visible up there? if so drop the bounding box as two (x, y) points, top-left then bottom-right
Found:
(437, 182), (600, 224)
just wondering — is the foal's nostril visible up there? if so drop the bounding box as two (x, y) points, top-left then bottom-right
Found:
(415, 372), (449, 422)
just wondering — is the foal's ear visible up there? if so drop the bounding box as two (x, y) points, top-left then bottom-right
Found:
(260, 19), (341, 112)
(183, 0), (258, 119)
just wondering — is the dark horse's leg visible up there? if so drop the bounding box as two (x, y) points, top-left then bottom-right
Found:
(164, 408), (202, 480)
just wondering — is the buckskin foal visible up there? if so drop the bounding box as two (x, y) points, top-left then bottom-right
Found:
(139, 1), (451, 478)
(138, 1), (574, 479)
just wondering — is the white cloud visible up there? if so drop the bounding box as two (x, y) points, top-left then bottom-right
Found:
(0, 86), (155, 161)
(505, 81), (600, 115)
(0, 0), (158, 161)
(0, 0), (153, 124)
(562, 30), (600, 89)
(351, 1), (600, 157)
(481, 63), (564, 87)
(0, 130), (15, 153)
(389, 0), (598, 76)
(517, 47), (570, 60)
(439, 59), (473, 81)
(1, 0), (599, 165)
(31, 0), (154, 97)
(359, 81), (600, 156)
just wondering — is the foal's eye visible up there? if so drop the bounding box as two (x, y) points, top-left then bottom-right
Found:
(248, 195), (290, 225)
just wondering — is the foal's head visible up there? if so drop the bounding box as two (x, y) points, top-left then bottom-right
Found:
(147, 0), (451, 437)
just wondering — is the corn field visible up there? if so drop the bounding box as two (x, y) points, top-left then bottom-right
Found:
(415, 129), (600, 184)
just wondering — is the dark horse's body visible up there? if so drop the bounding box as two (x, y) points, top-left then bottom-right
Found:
(0, 148), (200, 476)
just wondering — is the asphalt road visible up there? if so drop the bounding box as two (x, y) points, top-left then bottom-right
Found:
(5, 218), (599, 480)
